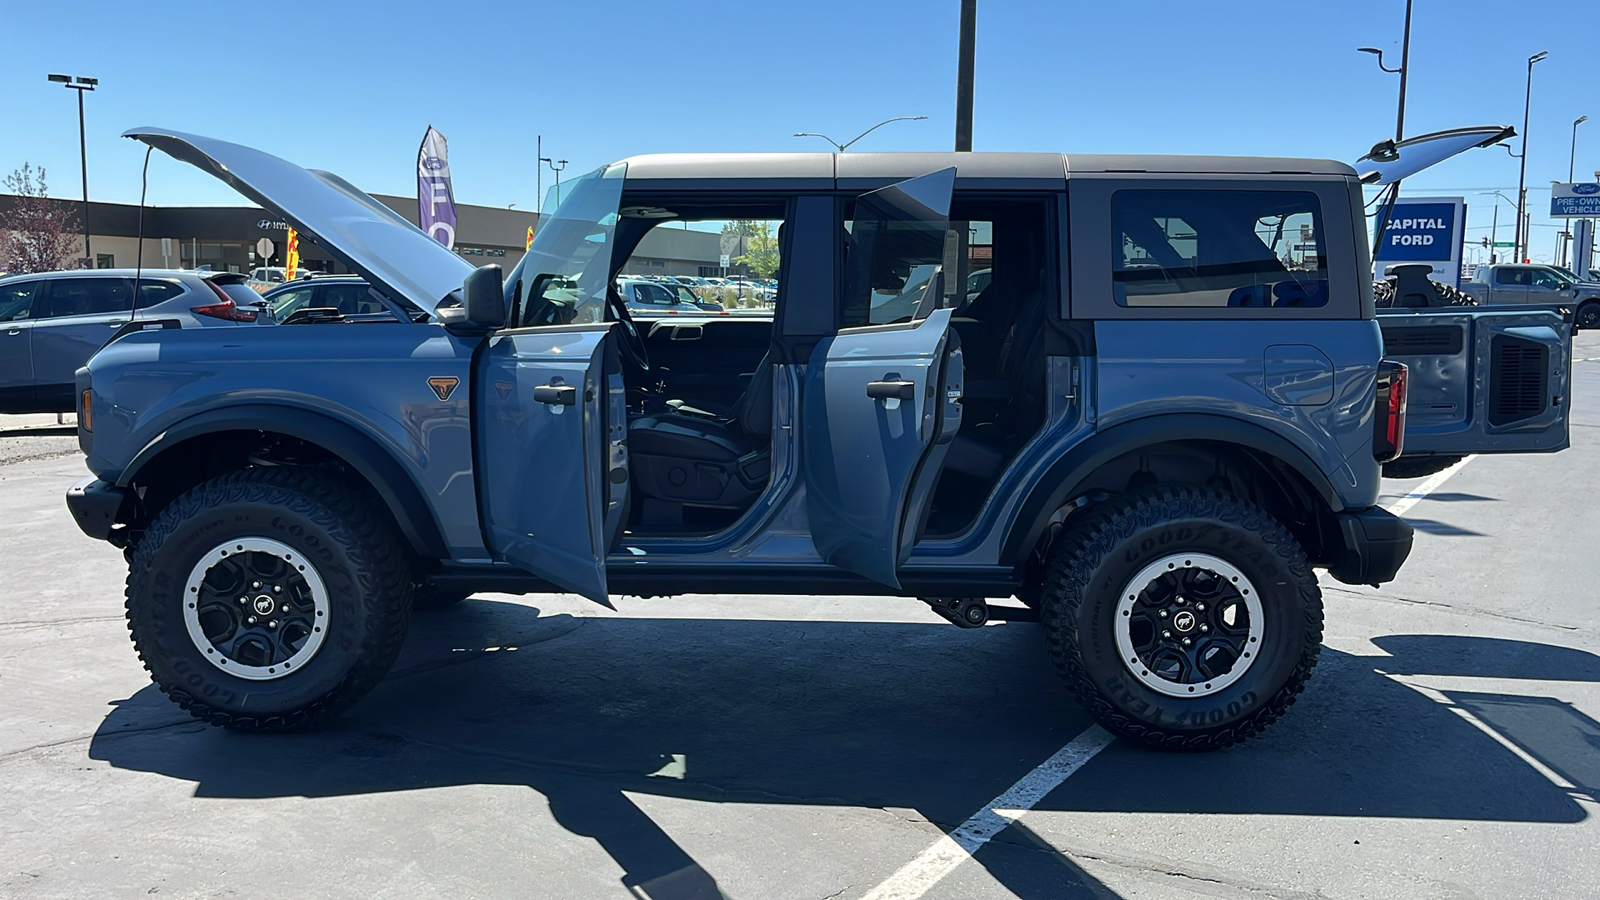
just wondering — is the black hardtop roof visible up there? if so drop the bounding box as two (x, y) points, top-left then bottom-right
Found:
(614, 151), (1358, 191)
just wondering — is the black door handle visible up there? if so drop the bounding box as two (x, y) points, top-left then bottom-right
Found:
(533, 384), (577, 406)
(866, 380), (915, 401)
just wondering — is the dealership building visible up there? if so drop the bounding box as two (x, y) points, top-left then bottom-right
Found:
(0, 193), (726, 278)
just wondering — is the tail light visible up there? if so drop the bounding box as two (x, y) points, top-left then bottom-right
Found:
(192, 279), (259, 322)
(1373, 359), (1408, 463)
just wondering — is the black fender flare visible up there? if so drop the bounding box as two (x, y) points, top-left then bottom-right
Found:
(999, 413), (1348, 565)
(119, 403), (449, 558)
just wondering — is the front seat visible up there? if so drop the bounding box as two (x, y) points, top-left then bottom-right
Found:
(627, 353), (774, 509)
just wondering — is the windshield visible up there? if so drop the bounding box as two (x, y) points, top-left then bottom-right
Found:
(506, 164), (626, 327)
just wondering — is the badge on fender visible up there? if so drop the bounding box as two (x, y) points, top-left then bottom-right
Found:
(427, 376), (459, 401)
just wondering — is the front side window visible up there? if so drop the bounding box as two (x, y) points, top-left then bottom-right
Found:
(268, 287), (315, 320)
(1530, 269), (1564, 290)
(0, 282), (39, 322)
(44, 277), (135, 317)
(509, 163), (627, 327)
(1112, 190), (1328, 308)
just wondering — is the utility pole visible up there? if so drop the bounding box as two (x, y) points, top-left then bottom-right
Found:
(955, 0), (976, 152)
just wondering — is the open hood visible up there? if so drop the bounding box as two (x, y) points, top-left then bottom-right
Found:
(124, 127), (474, 313)
(1354, 125), (1517, 185)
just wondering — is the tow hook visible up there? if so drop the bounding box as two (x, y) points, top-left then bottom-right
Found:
(920, 596), (989, 628)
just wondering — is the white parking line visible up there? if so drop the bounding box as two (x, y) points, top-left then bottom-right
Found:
(858, 725), (1114, 900)
(1383, 455), (1475, 517)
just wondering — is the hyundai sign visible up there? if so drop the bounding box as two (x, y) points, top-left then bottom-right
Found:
(1551, 183), (1600, 218)
(1374, 197), (1466, 286)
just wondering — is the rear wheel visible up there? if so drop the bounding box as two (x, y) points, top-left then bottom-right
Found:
(1040, 487), (1322, 750)
(125, 468), (412, 731)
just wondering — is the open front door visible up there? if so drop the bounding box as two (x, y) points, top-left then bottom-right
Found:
(805, 169), (963, 588)
(476, 165), (630, 603)
(1379, 307), (1571, 457)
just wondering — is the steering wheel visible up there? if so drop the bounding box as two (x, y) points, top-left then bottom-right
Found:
(607, 284), (651, 374)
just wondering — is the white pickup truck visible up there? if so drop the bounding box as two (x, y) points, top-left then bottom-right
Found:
(1459, 264), (1600, 328)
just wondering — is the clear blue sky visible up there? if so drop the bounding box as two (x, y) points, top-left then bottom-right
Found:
(4, 0), (1593, 263)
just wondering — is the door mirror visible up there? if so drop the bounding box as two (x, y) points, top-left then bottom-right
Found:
(462, 264), (505, 330)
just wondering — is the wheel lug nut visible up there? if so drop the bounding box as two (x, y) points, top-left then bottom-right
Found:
(281, 605), (289, 613)
(247, 616), (257, 625)
(1182, 638), (1192, 647)
(1162, 630), (1172, 639)
(252, 581), (261, 589)
(1159, 609), (1169, 618)
(1200, 624), (1209, 633)
(273, 585), (282, 593)
(268, 621), (278, 630)
(238, 597), (248, 605)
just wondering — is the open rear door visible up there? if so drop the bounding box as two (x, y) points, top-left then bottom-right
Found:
(1380, 307), (1571, 457)
(805, 169), (963, 588)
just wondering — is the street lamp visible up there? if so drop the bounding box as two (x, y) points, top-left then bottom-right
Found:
(1357, 0), (1412, 142)
(1478, 191), (1517, 264)
(1514, 50), (1549, 262)
(794, 116), (928, 152)
(46, 73), (97, 265)
(1570, 116), (1588, 182)
(540, 156), (568, 209)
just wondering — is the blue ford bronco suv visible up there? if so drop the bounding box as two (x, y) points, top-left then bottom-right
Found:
(65, 127), (1571, 748)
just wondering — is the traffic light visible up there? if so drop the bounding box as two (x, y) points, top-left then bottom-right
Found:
(1482, 237), (1490, 247)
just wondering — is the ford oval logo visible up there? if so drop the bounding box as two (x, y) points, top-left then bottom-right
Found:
(422, 157), (446, 170)
(1573, 183), (1600, 194)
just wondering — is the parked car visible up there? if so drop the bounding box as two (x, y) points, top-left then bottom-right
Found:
(261, 276), (414, 324)
(68, 124), (1570, 752)
(1457, 264), (1600, 326)
(617, 278), (724, 316)
(0, 268), (265, 414)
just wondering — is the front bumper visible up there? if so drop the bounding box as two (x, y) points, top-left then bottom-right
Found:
(66, 476), (130, 542)
(1326, 506), (1414, 586)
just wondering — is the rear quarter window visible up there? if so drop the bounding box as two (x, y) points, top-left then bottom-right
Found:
(1112, 189), (1328, 309)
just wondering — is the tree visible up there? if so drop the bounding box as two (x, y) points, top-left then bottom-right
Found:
(731, 220), (780, 280)
(0, 163), (83, 274)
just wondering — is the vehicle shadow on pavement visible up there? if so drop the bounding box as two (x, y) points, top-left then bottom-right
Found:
(0, 426), (75, 437)
(88, 603), (1599, 899)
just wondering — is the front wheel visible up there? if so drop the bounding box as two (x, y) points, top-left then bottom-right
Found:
(125, 468), (413, 731)
(1576, 301), (1600, 330)
(1040, 487), (1322, 750)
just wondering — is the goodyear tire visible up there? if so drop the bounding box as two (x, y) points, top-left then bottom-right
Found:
(125, 468), (412, 731)
(1382, 454), (1463, 480)
(1040, 487), (1322, 750)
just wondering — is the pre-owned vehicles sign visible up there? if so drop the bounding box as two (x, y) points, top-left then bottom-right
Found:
(1550, 183), (1600, 217)
(1374, 197), (1466, 286)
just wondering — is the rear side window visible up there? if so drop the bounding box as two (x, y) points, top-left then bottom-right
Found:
(1112, 190), (1328, 309)
(136, 280), (184, 308)
(1496, 268), (1529, 286)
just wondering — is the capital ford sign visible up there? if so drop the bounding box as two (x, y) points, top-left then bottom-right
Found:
(1373, 196), (1466, 286)
(1375, 202), (1459, 260)
(1551, 183), (1600, 218)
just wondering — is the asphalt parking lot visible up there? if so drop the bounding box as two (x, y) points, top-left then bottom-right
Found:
(2, 333), (1599, 900)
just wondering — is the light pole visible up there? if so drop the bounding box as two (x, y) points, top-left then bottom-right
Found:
(1357, 0), (1412, 142)
(794, 116), (928, 152)
(540, 156), (568, 209)
(1515, 51), (1549, 262)
(47, 73), (97, 265)
(1479, 191), (1517, 264)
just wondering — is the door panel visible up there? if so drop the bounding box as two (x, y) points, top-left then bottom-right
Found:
(0, 280), (39, 411)
(805, 309), (957, 587)
(1379, 307), (1570, 455)
(32, 278), (132, 408)
(476, 325), (626, 603)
